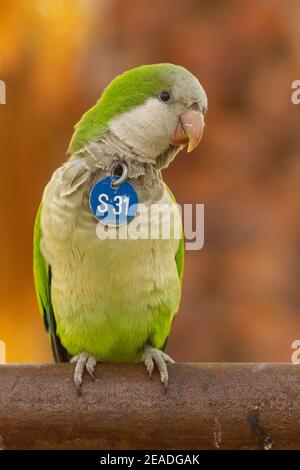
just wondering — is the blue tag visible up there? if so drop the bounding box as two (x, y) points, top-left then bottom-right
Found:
(89, 176), (138, 227)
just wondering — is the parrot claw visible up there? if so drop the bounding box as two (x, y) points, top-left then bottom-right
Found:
(142, 345), (174, 388)
(86, 356), (97, 380)
(71, 352), (97, 394)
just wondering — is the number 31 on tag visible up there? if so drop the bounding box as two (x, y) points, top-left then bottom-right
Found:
(89, 176), (138, 227)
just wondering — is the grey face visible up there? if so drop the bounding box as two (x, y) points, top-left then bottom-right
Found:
(109, 67), (207, 160)
(162, 66), (208, 115)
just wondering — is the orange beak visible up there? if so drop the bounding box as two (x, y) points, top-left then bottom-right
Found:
(171, 109), (205, 152)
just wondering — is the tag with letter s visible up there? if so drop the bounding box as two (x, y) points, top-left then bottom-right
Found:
(89, 176), (138, 227)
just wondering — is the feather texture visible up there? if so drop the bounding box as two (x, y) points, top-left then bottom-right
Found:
(34, 157), (184, 362)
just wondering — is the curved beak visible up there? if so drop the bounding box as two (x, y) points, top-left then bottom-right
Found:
(171, 109), (205, 152)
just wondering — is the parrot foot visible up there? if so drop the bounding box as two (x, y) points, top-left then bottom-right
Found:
(142, 345), (175, 388)
(70, 352), (97, 395)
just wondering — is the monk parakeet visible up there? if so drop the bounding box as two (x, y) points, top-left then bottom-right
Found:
(34, 63), (207, 392)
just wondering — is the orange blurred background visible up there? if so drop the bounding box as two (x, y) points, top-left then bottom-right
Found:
(0, 0), (299, 363)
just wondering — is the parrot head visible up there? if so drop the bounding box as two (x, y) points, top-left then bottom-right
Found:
(69, 63), (207, 161)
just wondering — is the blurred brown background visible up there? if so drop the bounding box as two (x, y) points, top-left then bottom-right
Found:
(0, 0), (299, 362)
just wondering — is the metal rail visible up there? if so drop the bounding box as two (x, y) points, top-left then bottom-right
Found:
(0, 363), (299, 449)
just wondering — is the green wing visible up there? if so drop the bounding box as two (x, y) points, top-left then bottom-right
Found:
(33, 204), (69, 362)
(160, 185), (184, 351)
(175, 236), (184, 285)
(166, 185), (184, 284)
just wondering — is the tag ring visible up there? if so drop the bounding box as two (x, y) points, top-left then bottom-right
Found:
(111, 162), (128, 188)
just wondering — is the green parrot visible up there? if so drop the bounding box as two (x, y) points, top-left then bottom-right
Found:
(33, 63), (207, 392)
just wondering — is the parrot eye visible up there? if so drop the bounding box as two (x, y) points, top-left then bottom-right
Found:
(160, 91), (171, 102)
(191, 102), (200, 111)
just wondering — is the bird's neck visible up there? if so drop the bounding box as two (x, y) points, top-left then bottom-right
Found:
(70, 129), (181, 187)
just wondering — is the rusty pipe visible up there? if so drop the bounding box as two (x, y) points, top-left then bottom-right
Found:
(0, 363), (299, 450)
